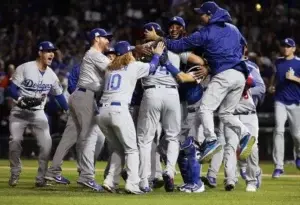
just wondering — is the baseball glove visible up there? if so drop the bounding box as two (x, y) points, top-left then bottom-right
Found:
(17, 97), (43, 109)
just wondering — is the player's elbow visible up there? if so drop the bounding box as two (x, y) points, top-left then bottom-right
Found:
(7, 82), (20, 100)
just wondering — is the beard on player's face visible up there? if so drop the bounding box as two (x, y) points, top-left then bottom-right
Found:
(97, 37), (110, 52)
(168, 24), (184, 39)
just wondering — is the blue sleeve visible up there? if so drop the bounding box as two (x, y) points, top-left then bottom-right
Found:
(54, 94), (69, 111)
(7, 82), (20, 100)
(165, 30), (207, 53)
(250, 67), (266, 104)
(148, 54), (160, 74)
(164, 61), (180, 77)
(68, 64), (80, 94)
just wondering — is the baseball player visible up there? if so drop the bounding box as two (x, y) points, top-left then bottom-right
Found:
(145, 1), (254, 163)
(45, 63), (106, 184)
(96, 40), (165, 194)
(149, 16), (207, 189)
(68, 28), (112, 191)
(268, 38), (300, 178)
(202, 45), (265, 191)
(7, 41), (68, 187)
(137, 22), (205, 192)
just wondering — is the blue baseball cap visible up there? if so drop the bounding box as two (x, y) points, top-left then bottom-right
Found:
(169, 16), (186, 28)
(194, 1), (219, 15)
(38, 41), (57, 51)
(89, 28), (112, 41)
(281, 38), (296, 47)
(143, 22), (164, 35)
(114, 41), (135, 56)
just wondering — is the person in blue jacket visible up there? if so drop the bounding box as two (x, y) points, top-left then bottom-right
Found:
(145, 1), (254, 163)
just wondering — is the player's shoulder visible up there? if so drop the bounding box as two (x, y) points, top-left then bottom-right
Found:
(275, 56), (286, 64)
(294, 56), (300, 62)
(245, 60), (258, 70)
(17, 61), (36, 70)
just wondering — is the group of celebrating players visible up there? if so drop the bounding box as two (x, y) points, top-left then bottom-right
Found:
(6, 1), (300, 194)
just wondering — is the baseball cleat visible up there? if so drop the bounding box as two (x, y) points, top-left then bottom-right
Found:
(8, 175), (19, 187)
(140, 186), (152, 193)
(162, 172), (175, 192)
(224, 180), (235, 191)
(125, 184), (144, 195)
(199, 140), (222, 163)
(102, 183), (117, 193)
(151, 178), (164, 189)
(35, 180), (52, 187)
(183, 183), (205, 193)
(272, 169), (284, 178)
(295, 158), (300, 170)
(240, 168), (247, 180)
(256, 169), (262, 188)
(44, 175), (70, 185)
(77, 180), (104, 192)
(201, 176), (217, 188)
(246, 184), (257, 192)
(239, 134), (256, 160)
(177, 183), (188, 191)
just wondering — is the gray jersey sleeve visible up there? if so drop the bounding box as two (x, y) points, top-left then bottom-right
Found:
(250, 66), (266, 104)
(50, 73), (63, 95)
(134, 62), (150, 79)
(12, 65), (24, 87)
(91, 53), (110, 72)
(179, 52), (191, 64)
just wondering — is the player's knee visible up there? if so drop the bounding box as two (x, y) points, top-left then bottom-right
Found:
(273, 131), (284, 138)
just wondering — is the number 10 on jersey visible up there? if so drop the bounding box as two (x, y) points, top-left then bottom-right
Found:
(105, 73), (122, 91)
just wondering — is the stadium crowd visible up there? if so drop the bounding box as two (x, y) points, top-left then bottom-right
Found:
(0, 0), (299, 159)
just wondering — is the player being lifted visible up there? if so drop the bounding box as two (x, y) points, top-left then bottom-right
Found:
(144, 1), (255, 163)
(7, 41), (68, 187)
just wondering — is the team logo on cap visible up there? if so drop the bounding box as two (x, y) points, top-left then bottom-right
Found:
(173, 17), (177, 20)
(39, 46), (42, 50)
(95, 32), (100, 37)
(285, 39), (289, 43)
(128, 46), (131, 50)
(48, 42), (53, 47)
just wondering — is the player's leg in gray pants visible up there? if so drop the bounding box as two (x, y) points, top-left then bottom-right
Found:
(137, 88), (181, 188)
(9, 109), (52, 183)
(46, 113), (78, 176)
(69, 90), (97, 182)
(97, 106), (140, 189)
(273, 102), (300, 170)
(198, 69), (249, 143)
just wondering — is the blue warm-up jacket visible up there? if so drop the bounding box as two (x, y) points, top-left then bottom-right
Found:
(165, 7), (248, 76)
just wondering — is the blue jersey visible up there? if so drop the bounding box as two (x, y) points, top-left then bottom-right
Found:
(68, 64), (80, 94)
(275, 57), (300, 105)
(165, 7), (248, 77)
(181, 83), (204, 105)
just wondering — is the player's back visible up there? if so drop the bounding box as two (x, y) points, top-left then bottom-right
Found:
(100, 61), (150, 105)
(142, 51), (180, 86)
(77, 48), (110, 92)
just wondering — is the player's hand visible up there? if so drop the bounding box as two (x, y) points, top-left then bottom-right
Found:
(134, 45), (152, 57)
(152, 41), (165, 56)
(268, 86), (275, 94)
(197, 65), (209, 77)
(144, 27), (160, 41)
(286, 68), (295, 81)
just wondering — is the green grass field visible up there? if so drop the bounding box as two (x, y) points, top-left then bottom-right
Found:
(0, 160), (299, 205)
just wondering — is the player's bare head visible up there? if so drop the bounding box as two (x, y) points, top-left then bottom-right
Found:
(280, 38), (296, 57)
(104, 47), (117, 61)
(37, 41), (57, 67)
(89, 28), (112, 51)
(108, 41), (135, 71)
(143, 22), (164, 41)
(168, 16), (186, 39)
(194, 1), (218, 25)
